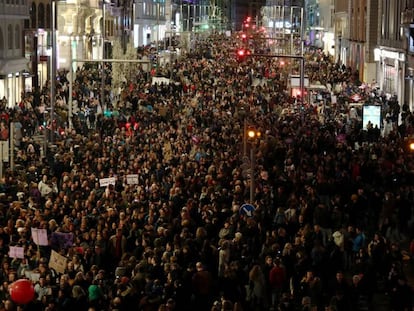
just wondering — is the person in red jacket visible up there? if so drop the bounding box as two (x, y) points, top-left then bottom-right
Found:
(0, 121), (8, 141)
(269, 257), (286, 310)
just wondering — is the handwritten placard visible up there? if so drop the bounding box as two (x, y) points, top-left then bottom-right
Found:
(49, 250), (67, 274)
(126, 174), (139, 185)
(99, 177), (116, 187)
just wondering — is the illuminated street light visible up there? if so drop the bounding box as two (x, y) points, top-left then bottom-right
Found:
(247, 128), (261, 139)
(409, 141), (414, 152)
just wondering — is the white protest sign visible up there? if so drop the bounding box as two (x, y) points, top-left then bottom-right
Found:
(99, 177), (116, 187)
(9, 246), (24, 259)
(126, 174), (139, 185)
(31, 228), (48, 246)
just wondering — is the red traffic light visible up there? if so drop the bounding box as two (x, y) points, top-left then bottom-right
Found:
(236, 49), (251, 61)
(237, 49), (246, 57)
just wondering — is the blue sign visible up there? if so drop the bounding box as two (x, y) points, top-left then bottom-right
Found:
(239, 203), (255, 217)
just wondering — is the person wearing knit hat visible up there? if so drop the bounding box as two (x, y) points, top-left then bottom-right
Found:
(88, 280), (104, 308)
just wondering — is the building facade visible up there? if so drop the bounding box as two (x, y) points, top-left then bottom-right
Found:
(333, 0), (413, 113)
(334, 0), (378, 84)
(134, 0), (166, 47)
(348, 0), (366, 82)
(0, 0), (30, 107)
(401, 1), (414, 111)
(376, 0), (407, 106)
(26, 0), (50, 92)
(133, 0), (230, 48)
(333, 0), (349, 64)
(306, 0), (335, 56)
(261, 0), (304, 55)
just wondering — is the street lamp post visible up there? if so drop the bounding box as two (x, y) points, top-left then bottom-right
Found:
(50, 0), (57, 146)
(247, 127), (260, 203)
(101, 0), (107, 111)
(157, 1), (160, 53)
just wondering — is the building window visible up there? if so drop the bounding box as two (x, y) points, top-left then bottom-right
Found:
(8, 25), (13, 50)
(143, 1), (151, 16)
(15, 25), (20, 49)
(384, 64), (396, 94)
(0, 27), (4, 57)
(46, 4), (51, 29)
(38, 3), (45, 29)
(31, 2), (37, 29)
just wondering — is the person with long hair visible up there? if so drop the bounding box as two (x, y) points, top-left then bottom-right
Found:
(246, 264), (266, 310)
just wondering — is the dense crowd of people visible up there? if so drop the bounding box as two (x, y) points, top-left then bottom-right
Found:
(0, 32), (413, 311)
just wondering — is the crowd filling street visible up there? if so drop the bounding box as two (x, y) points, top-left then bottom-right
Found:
(0, 32), (413, 311)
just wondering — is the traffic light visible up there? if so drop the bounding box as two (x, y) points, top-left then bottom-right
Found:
(236, 49), (251, 62)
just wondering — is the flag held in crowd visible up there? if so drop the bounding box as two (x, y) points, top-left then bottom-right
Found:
(50, 232), (73, 250)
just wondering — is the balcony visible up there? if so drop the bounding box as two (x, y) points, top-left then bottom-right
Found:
(0, 4), (29, 17)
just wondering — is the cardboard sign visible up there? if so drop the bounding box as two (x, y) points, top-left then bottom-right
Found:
(49, 250), (67, 274)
